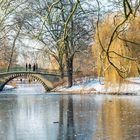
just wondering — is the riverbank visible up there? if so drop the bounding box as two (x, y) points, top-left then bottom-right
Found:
(4, 85), (16, 90)
(53, 77), (140, 95)
(0, 78), (17, 91)
(2, 77), (140, 95)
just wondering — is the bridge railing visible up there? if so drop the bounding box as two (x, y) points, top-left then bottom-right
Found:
(0, 67), (25, 73)
(0, 67), (63, 75)
(0, 67), (81, 76)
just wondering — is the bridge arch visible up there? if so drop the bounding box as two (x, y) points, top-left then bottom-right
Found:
(0, 73), (54, 91)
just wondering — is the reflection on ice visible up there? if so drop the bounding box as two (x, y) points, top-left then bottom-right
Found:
(0, 85), (140, 140)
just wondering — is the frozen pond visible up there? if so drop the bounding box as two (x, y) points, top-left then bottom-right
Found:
(0, 84), (140, 140)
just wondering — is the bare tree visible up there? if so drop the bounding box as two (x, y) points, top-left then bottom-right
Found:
(0, 0), (29, 71)
(18, 0), (94, 87)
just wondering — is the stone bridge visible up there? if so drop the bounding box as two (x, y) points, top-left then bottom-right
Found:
(0, 71), (61, 91)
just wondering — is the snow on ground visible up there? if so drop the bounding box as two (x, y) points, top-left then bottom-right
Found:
(54, 77), (140, 95)
(2, 77), (140, 95)
(127, 77), (140, 83)
(4, 85), (16, 90)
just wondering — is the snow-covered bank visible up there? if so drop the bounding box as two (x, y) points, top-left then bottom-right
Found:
(53, 77), (140, 95)
(3, 85), (16, 90)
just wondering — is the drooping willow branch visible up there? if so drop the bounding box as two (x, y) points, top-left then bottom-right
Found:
(96, 0), (106, 53)
(123, 0), (133, 18)
(95, 0), (136, 78)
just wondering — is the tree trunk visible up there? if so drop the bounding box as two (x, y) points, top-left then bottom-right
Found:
(7, 26), (21, 72)
(66, 56), (73, 87)
(59, 64), (64, 79)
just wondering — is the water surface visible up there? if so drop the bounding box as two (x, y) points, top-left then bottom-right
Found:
(0, 84), (140, 140)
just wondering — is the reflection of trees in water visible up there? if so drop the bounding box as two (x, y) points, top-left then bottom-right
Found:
(66, 95), (75, 140)
(57, 95), (64, 140)
(57, 95), (99, 140)
(0, 95), (18, 140)
(57, 95), (75, 140)
(95, 97), (140, 140)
